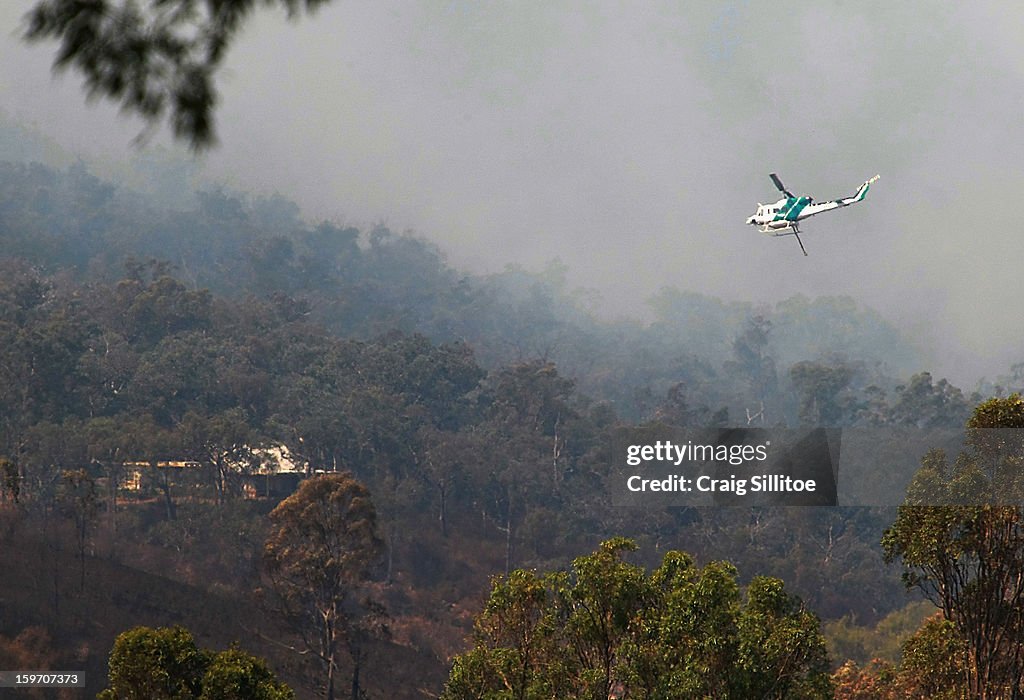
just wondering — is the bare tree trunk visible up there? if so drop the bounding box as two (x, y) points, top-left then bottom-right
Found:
(386, 521), (395, 584)
(505, 488), (513, 575)
(439, 480), (448, 538)
(107, 462), (119, 532)
(350, 645), (363, 700)
(158, 467), (176, 520)
(77, 519), (87, 593)
(552, 413), (562, 486)
(215, 458), (226, 506)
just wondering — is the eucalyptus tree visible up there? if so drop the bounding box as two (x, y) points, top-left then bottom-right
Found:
(262, 473), (384, 700)
(883, 394), (1024, 699)
(24, 0), (333, 150)
(443, 538), (831, 699)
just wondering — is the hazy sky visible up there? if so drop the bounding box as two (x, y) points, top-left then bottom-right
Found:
(2, 1), (1024, 383)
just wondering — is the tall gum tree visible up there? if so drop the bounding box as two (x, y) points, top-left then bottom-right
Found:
(883, 394), (1024, 699)
(262, 472), (383, 700)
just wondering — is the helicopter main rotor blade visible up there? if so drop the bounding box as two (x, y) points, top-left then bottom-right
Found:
(769, 173), (794, 198)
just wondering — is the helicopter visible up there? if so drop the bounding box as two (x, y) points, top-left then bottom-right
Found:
(746, 173), (880, 255)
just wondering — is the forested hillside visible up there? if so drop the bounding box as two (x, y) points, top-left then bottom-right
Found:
(2, 160), (1021, 698)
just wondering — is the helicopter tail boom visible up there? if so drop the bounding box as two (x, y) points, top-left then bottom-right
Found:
(840, 175), (880, 206)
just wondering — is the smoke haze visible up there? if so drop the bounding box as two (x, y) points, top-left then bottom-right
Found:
(2, 1), (1022, 383)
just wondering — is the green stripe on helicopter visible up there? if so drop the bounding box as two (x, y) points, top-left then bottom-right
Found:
(853, 181), (871, 202)
(772, 196), (811, 222)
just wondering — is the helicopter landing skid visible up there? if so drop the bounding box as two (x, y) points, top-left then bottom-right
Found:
(760, 224), (809, 256)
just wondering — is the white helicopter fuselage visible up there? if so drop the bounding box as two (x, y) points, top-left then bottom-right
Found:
(746, 197), (845, 232)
